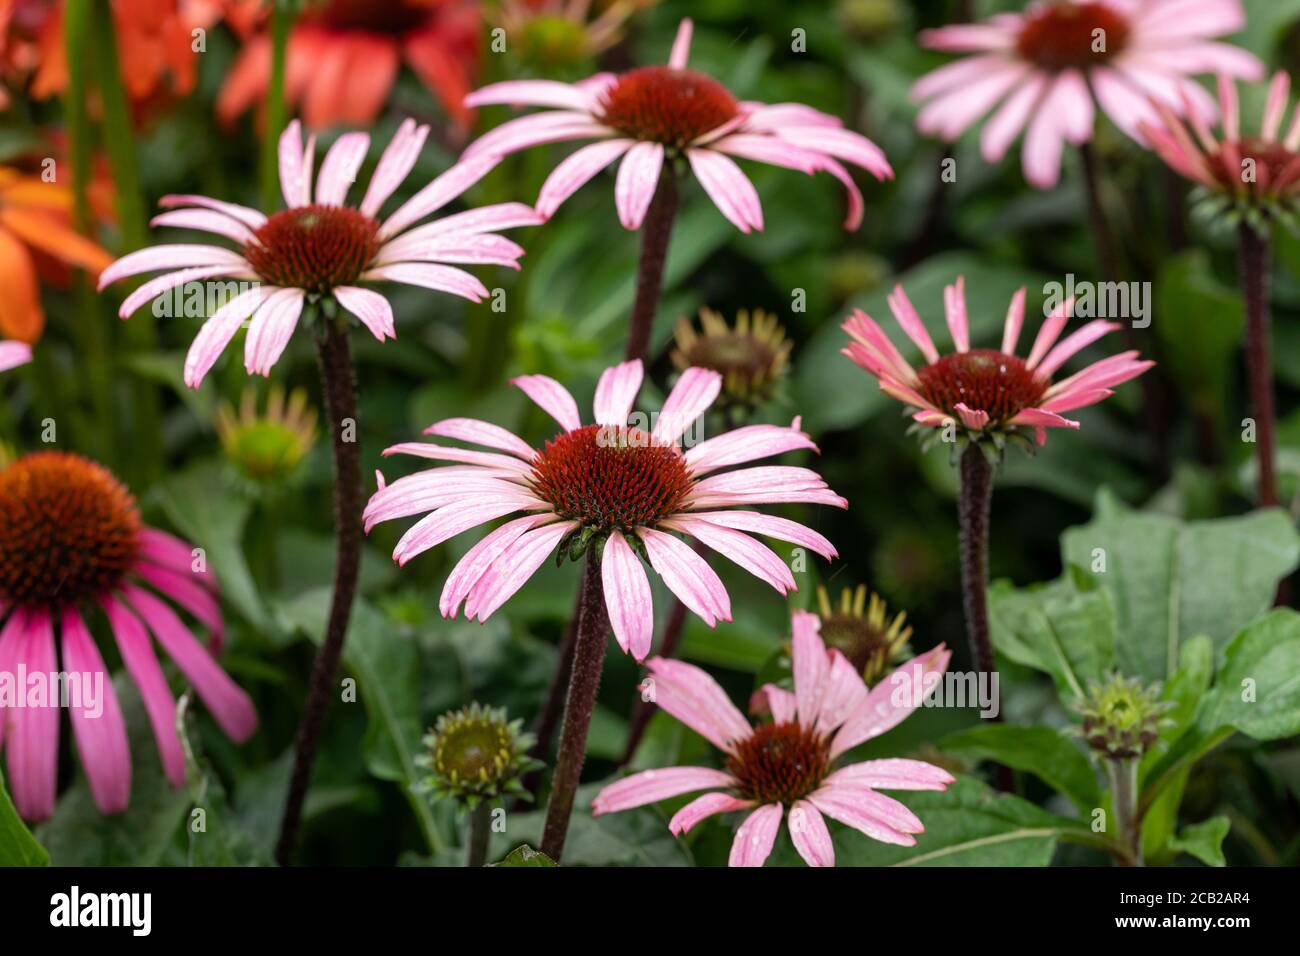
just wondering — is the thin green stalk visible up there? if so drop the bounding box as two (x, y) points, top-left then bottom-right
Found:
(260, 3), (293, 212)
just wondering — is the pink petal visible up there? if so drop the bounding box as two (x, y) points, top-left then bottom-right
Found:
(789, 800), (835, 867)
(729, 803), (783, 867)
(684, 420), (817, 475)
(592, 358), (644, 427)
(423, 417), (536, 460)
(1021, 76), (1068, 188)
(381, 441), (531, 473)
(816, 650), (869, 734)
(1008, 407), (1080, 430)
(243, 287), (306, 377)
(681, 510), (837, 561)
(133, 562), (224, 640)
(916, 62), (1028, 141)
(809, 788), (921, 846)
(511, 374), (582, 431)
(943, 276), (969, 352)
(591, 766), (733, 814)
(954, 402), (990, 431)
(1001, 287), (1027, 354)
(465, 79), (597, 111)
(830, 645), (950, 759)
(158, 194), (266, 229)
(380, 153), (500, 241)
(440, 514), (559, 618)
(825, 758), (956, 792)
(150, 208), (255, 244)
(1025, 296), (1075, 368)
(464, 521), (577, 622)
(4, 609), (59, 821)
(98, 244), (248, 290)
(0, 609), (27, 751)
(639, 528), (731, 627)
(645, 655), (752, 752)
(843, 309), (918, 384)
(615, 141), (665, 229)
(602, 531), (654, 660)
(885, 286), (940, 364)
(664, 516), (795, 595)
(981, 73), (1049, 162)
(461, 111), (607, 163)
(669, 792), (753, 836)
(361, 118), (431, 217)
(0, 340), (32, 372)
(365, 262), (489, 302)
(791, 610), (828, 727)
(687, 148), (763, 232)
(278, 119), (312, 208)
(536, 139), (634, 219)
(333, 286), (396, 342)
(315, 131), (370, 206)
(118, 266), (244, 320)
(103, 596), (186, 789)
(183, 284), (278, 388)
(653, 367), (722, 444)
(60, 609), (131, 815)
(121, 585), (257, 743)
(774, 125), (893, 179)
(1035, 320), (1121, 378)
(750, 683), (797, 724)
(391, 499), (533, 567)
(668, 18), (693, 69)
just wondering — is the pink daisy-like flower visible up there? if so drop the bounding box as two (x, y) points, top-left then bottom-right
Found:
(0, 340), (30, 373)
(459, 18), (893, 232)
(98, 118), (541, 387)
(364, 359), (845, 661)
(1141, 70), (1300, 224)
(912, 0), (1263, 188)
(0, 451), (257, 821)
(842, 277), (1153, 445)
(592, 611), (954, 867)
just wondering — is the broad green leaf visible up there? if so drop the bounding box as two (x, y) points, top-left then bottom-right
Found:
(988, 578), (1116, 701)
(940, 725), (1099, 813)
(1061, 495), (1300, 681)
(838, 776), (1077, 866)
(1200, 609), (1300, 741)
(491, 844), (556, 867)
(0, 768), (48, 866)
(1168, 816), (1231, 867)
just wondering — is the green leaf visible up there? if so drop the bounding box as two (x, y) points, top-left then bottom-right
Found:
(1060, 496), (1300, 682)
(988, 578), (1116, 700)
(837, 776), (1077, 866)
(1154, 251), (1242, 426)
(1168, 816), (1231, 867)
(940, 725), (1099, 813)
(277, 589), (443, 854)
(0, 769), (48, 866)
(491, 844), (556, 867)
(1200, 609), (1300, 741)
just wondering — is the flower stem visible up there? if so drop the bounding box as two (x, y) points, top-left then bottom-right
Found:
(540, 552), (609, 861)
(276, 318), (363, 866)
(958, 444), (996, 678)
(260, 2), (293, 212)
(1237, 223), (1278, 508)
(466, 802), (492, 867)
(624, 170), (679, 363)
(1107, 757), (1143, 866)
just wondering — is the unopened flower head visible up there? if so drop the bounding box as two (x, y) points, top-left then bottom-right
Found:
(593, 612), (953, 867)
(417, 702), (537, 806)
(671, 308), (791, 417)
(494, 0), (657, 73)
(1075, 673), (1173, 760)
(815, 584), (912, 685)
(842, 277), (1153, 455)
(217, 385), (318, 486)
(0, 451), (257, 821)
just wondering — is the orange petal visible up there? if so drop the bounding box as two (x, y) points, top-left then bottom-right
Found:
(0, 228), (44, 344)
(0, 208), (114, 276)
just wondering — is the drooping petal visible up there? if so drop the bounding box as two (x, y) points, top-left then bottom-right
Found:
(117, 266), (242, 320)
(669, 792), (753, 836)
(789, 800), (835, 867)
(830, 644), (951, 759)
(687, 148), (763, 232)
(464, 521), (577, 622)
(646, 656), (752, 752)
(591, 766), (734, 814)
(4, 609), (59, 821)
(365, 262), (489, 302)
(824, 758), (956, 792)
(333, 286), (396, 342)
(60, 608), (131, 815)
(391, 498), (535, 567)
(680, 511), (837, 561)
(536, 139), (635, 219)
(664, 516), (795, 595)
(729, 803), (783, 867)
(132, 562), (224, 641)
(809, 788), (920, 846)
(243, 287), (306, 377)
(639, 528), (731, 627)
(97, 244), (248, 290)
(684, 420), (817, 475)
(182, 283), (277, 388)
(602, 531), (654, 660)
(440, 514), (559, 618)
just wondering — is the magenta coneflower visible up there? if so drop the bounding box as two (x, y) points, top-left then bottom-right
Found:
(842, 277), (1151, 683)
(98, 118), (541, 387)
(0, 341), (31, 373)
(463, 17), (891, 233)
(842, 278), (1152, 447)
(593, 611), (953, 867)
(366, 358), (844, 662)
(912, 0), (1263, 188)
(0, 451), (256, 821)
(1141, 70), (1296, 506)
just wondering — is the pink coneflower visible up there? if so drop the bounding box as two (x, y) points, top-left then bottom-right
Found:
(842, 277), (1153, 447)
(365, 358), (844, 661)
(0, 451), (256, 821)
(98, 118), (541, 387)
(1141, 70), (1295, 506)
(912, 0), (1263, 188)
(0, 340), (30, 372)
(592, 611), (954, 867)
(461, 17), (892, 233)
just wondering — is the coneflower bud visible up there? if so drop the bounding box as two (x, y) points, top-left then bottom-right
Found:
(417, 703), (539, 808)
(815, 584), (913, 685)
(1074, 673), (1173, 760)
(216, 385), (318, 487)
(671, 308), (791, 417)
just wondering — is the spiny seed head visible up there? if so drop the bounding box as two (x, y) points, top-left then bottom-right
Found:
(1015, 1), (1130, 71)
(598, 66), (740, 146)
(528, 424), (694, 538)
(672, 308), (791, 415)
(243, 205), (381, 294)
(0, 451), (141, 608)
(726, 721), (832, 806)
(916, 349), (1048, 427)
(217, 385), (318, 486)
(417, 702), (538, 807)
(1074, 673), (1174, 760)
(816, 584), (913, 685)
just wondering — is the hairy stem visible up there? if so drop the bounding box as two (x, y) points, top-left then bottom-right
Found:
(276, 319), (363, 865)
(540, 553), (609, 861)
(958, 445), (996, 678)
(625, 171), (679, 363)
(1238, 222), (1278, 508)
(1107, 757), (1143, 866)
(466, 802), (492, 867)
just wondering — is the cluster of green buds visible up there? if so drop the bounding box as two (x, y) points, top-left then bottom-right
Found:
(1074, 673), (1174, 760)
(816, 584), (912, 685)
(671, 308), (792, 422)
(416, 703), (540, 808)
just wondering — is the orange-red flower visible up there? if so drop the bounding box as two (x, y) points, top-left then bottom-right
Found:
(217, 0), (480, 133)
(0, 166), (113, 344)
